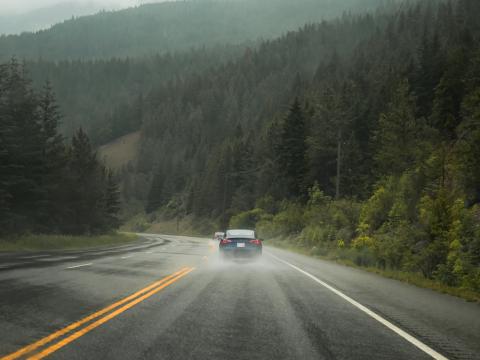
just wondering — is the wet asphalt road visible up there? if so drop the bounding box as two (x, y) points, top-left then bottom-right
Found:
(0, 234), (479, 360)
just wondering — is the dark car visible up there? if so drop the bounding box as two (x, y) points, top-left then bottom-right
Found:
(219, 229), (262, 259)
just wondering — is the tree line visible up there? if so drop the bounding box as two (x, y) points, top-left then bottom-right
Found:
(0, 60), (120, 236)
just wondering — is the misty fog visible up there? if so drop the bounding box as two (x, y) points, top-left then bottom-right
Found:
(0, 0), (155, 15)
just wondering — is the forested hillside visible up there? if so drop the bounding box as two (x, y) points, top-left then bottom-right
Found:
(115, 0), (479, 291)
(5, 0), (394, 144)
(0, 0), (391, 61)
(26, 45), (245, 144)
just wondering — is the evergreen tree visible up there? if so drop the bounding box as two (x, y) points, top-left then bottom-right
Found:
(37, 81), (66, 231)
(414, 32), (444, 118)
(146, 170), (165, 214)
(277, 98), (307, 198)
(0, 135), (11, 233)
(0, 60), (44, 232)
(430, 48), (468, 140)
(374, 80), (423, 176)
(0, 64), (11, 232)
(307, 83), (354, 198)
(64, 128), (104, 234)
(456, 87), (480, 205)
(104, 169), (121, 230)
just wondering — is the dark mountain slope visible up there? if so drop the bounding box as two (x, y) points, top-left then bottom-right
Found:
(0, 0), (392, 60)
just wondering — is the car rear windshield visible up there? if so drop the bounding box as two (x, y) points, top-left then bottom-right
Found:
(226, 230), (255, 239)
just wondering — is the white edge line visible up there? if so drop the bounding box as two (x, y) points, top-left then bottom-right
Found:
(121, 255), (134, 259)
(66, 263), (92, 270)
(267, 252), (449, 360)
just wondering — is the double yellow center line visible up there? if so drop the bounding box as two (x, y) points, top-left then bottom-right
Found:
(1, 267), (194, 360)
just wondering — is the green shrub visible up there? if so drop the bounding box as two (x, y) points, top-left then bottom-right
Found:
(255, 195), (279, 214)
(229, 208), (267, 229)
(358, 177), (397, 234)
(299, 225), (329, 247)
(272, 201), (306, 235)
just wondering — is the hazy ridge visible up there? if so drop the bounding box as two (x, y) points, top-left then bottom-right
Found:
(0, 0), (391, 60)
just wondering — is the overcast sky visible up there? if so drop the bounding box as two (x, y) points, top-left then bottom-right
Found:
(0, 0), (162, 15)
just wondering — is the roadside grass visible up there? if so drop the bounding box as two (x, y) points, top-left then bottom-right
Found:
(0, 233), (138, 252)
(267, 239), (480, 303)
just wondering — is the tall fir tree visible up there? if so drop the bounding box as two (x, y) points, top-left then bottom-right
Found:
(0, 63), (11, 232)
(146, 170), (165, 214)
(277, 98), (307, 199)
(37, 81), (66, 231)
(1, 60), (45, 232)
(64, 128), (104, 234)
(374, 80), (424, 176)
(104, 169), (121, 230)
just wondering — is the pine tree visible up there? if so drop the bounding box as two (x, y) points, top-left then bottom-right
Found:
(456, 87), (480, 205)
(39, 82), (64, 159)
(277, 98), (307, 198)
(37, 81), (66, 231)
(374, 80), (423, 176)
(1, 60), (44, 232)
(307, 83), (354, 198)
(0, 135), (11, 233)
(414, 32), (444, 119)
(230, 133), (256, 212)
(145, 170), (165, 214)
(104, 169), (121, 230)
(430, 47), (469, 140)
(64, 128), (103, 234)
(0, 64), (11, 232)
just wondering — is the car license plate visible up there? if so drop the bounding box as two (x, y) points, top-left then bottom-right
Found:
(237, 242), (245, 248)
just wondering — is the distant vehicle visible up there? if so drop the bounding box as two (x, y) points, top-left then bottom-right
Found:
(219, 229), (262, 259)
(213, 232), (225, 241)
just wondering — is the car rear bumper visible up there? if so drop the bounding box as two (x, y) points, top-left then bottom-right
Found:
(219, 247), (262, 258)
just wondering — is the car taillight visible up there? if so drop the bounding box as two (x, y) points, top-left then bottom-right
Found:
(220, 239), (232, 245)
(249, 239), (261, 245)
